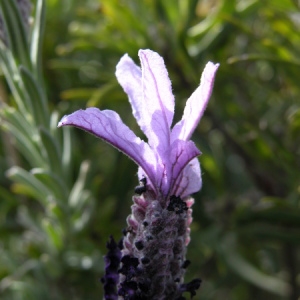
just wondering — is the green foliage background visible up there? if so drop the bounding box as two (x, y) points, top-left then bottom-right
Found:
(0, 0), (299, 299)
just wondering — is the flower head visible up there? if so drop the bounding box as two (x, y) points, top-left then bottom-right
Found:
(58, 49), (219, 299)
(58, 49), (219, 202)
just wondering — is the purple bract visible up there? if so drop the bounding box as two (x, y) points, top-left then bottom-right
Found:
(58, 49), (219, 201)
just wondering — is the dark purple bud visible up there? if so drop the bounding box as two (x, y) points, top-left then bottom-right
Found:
(122, 228), (128, 236)
(118, 280), (138, 298)
(101, 236), (122, 300)
(146, 234), (153, 241)
(167, 195), (188, 214)
(141, 257), (150, 264)
(182, 260), (191, 269)
(180, 278), (202, 298)
(177, 219), (187, 236)
(119, 255), (139, 280)
(138, 279), (151, 293)
(135, 240), (144, 250)
(173, 239), (183, 255)
(121, 255), (139, 268)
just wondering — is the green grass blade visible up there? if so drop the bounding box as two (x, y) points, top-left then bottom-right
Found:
(0, 0), (31, 69)
(1, 120), (45, 168)
(19, 65), (49, 127)
(32, 168), (68, 203)
(6, 166), (53, 205)
(39, 127), (62, 174)
(0, 46), (30, 114)
(30, 0), (46, 84)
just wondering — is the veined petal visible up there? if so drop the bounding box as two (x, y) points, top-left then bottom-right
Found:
(171, 158), (201, 198)
(166, 140), (200, 197)
(58, 108), (157, 185)
(171, 62), (219, 142)
(138, 49), (175, 152)
(115, 54), (144, 131)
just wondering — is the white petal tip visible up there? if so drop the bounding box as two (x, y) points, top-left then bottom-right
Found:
(206, 61), (220, 70)
(118, 53), (130, 63)
(57, 116), (68, 127)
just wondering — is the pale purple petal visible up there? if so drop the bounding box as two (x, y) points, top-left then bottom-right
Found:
(58, 108), (157, 185)
(58, 50), (219, 201)
(165, 140), (200, 197)
(115, 54), (144, 131)
(171, 158), (201, 198)
(171, 62), (219, 142)
(138, 49), (175, 152)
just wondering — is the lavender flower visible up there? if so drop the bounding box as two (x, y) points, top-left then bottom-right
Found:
(58, 49), (219, 299)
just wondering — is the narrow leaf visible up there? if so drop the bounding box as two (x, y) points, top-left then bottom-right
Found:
(19, 65), (49, 127)
(30, 0), (46, 84)
(1, 120), (45, 167)
(6, 166), (53, 205)
(32, 168), (68, 203)
(39, 127), (62, 174)
(0, 0), (31, 68)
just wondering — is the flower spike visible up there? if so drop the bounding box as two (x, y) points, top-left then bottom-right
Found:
(58, 49), (219, 299)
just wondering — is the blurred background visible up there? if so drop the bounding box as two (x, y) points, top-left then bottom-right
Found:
(0, 0), (299, 299)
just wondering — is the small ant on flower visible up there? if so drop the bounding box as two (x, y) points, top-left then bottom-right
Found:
(134, 177), (147, 195)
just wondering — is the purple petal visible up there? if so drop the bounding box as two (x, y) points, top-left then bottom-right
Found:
(58, 108), (157, 186)
(171, 62), (219, 142)
(166, 140), (200, 197)
(138, 49), (175, 152)
(171, 158), (201, 198)
(115, 54), (144, 131)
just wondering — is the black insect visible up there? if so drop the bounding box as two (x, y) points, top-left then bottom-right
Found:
(167, 195), (188, 214)
(134, 177), (147, 195)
